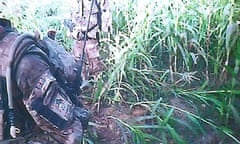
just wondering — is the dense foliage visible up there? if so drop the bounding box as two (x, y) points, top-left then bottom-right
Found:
(1, 0), (240, 143)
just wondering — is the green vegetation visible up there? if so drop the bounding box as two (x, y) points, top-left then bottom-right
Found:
(1, 0), (240, 143)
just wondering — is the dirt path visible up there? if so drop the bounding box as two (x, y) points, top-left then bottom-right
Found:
(86, 103), (148, 144)
(85, 97), (222, 144)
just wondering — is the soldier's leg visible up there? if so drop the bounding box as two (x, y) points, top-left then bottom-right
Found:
(72, 40), (106, 80)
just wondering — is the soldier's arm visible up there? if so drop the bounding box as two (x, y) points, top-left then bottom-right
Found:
(15, 54), (49, 97)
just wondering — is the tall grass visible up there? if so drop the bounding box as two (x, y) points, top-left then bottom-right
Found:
(96, 0), (240, 143)
(0, 0), (73, 49)
(1, 0), (240, 143)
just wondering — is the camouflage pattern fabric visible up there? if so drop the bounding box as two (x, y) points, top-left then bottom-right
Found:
(0, 20), (88, 143)
(67, 0), (112, 80)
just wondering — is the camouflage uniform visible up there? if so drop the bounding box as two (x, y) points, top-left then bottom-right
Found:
(0, 18), (89, 144)
(66, 0), (111, 80)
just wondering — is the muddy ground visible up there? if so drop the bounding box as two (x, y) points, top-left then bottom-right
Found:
(4, 96), (235, 144)
(83, 97), (223, 144)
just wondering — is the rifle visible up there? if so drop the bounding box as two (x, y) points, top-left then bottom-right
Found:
(64, 0), (100, 92)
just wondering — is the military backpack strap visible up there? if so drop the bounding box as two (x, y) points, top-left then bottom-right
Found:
(0, 77), (5, 140)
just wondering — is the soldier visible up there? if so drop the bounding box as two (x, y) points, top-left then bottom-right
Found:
(0, 18), (90, 144)
(65, 0), (112, 81)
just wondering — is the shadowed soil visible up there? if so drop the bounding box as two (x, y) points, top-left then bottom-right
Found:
(85, 97), (222, 144)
